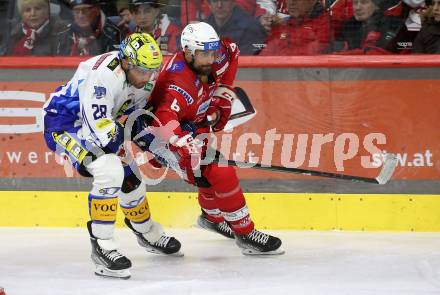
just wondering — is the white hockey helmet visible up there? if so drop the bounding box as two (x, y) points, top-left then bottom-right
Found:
(181, 22), (220, 55)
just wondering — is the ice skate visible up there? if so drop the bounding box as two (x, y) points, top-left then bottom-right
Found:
(87, 221), (132, 279)
(196, 213), (234, 239)
(235, 228), (285, 256)
(124, 218), (183, 256)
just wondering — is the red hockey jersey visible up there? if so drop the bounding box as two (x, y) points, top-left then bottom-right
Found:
(148, 51), (213, 139)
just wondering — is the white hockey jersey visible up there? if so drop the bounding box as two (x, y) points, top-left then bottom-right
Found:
(43, 51), (155, 148)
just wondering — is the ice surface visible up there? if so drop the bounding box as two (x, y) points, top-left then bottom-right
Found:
(1, 228), (440, 295)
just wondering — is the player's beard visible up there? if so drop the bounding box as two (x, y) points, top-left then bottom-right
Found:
(188, 60), (212, 76)
(197, 65), (212, 76)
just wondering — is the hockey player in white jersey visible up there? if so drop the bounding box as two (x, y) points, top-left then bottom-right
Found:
(43, 32), (181, 279)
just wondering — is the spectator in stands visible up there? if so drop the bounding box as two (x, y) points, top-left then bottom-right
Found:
(326, 0), (355, 39)
(179, 0), (275, 32)
(259, 0), (331, 55)
(206, 0), (267, 55)
(8, 0), (67, 55)
(256, 0), (279, 33)
(120, 7), (133, 22)
(387, 0), (423, 52)
(403, 0), (426, 33)
(55, 0), (120, 56)
(129, 0), (181, 55)
(413, 0), (440, 52)
(112, 7), (135, 38)
(331, 0), (406, 54)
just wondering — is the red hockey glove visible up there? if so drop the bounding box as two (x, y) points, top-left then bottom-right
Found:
(169, 132), (204, 184)
(206, 85), (236, 132)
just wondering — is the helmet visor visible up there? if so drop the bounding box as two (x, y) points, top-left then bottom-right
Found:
(127, 63), (160, 88)
(129, 63), (159, 78)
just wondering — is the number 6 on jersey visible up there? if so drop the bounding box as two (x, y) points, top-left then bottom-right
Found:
(171, 98), (180, 112)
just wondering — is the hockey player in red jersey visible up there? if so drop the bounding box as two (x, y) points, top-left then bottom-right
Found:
(141, 22), (284, 255)
(193, 36), (240, 136)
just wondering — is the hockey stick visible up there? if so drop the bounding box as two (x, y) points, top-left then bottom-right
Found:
(229, 86), (256, 120)
(197, 88), (397, 184)
(206, 150), (398, 184)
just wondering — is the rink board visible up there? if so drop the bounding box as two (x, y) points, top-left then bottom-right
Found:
(1, 191), (440, 231)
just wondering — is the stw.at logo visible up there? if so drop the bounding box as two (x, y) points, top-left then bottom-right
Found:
(0, 91), (46, 134)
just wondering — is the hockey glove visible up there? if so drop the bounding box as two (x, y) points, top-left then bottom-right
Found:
(206, 85), (236, 132)
(146, 121), (198, 170)
(128, 113), (156, 149)
(169, 132), (204, 185)
(98, 119), (126, 158)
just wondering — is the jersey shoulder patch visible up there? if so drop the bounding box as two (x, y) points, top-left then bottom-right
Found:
(106, 57), (119, 71)
(167, 61), (185, 73)
(215, 52), (227, 64)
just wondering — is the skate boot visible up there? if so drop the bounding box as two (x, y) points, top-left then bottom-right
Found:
(87, 221), (132, 279)
(124, 218), (183, 256)
(235, 228), (285, 255)
(196, 213), (234, 239)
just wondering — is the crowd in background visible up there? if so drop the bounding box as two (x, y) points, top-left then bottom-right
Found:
(1, 0), (439, 56)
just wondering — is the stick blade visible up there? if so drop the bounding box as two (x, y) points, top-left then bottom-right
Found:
(224, 87), (257, 131)
(375, 153), (398, 184)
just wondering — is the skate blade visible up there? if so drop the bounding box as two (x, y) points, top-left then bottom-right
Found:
(195, 218), (204, 229)
(241, 248), (285, 256)
(167, 250), (184, 257)
(143, 246), (184, 257)
(195, 218), (235, 240)
(195, 217), (212, 231)
(94, 265), (131, 279)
